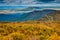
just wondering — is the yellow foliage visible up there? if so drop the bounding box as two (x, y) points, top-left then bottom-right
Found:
(0, 21), (60, 40)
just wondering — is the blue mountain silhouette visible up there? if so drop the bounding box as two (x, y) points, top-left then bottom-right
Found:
(0, 10), (55, 22)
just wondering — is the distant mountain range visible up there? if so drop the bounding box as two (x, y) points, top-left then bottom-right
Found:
(0, 9), (55, 22)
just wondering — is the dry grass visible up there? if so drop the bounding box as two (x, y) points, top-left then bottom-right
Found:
(0, 21), (60, 40)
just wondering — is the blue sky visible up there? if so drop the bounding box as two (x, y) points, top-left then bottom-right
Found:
(0, 0), (60, 5)
(0, 0), (60, 10)
(0, 0), (60, 7)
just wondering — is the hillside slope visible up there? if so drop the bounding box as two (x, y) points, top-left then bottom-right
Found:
(0, 10), (60, 40)
(39, 10), (60, 21)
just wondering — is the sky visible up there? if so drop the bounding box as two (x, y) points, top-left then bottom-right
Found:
(0, 0), (60, 5)
(0, 0), (60, 10)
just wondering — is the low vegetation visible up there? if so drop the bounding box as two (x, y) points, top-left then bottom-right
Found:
(0, 21), (60, 40)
